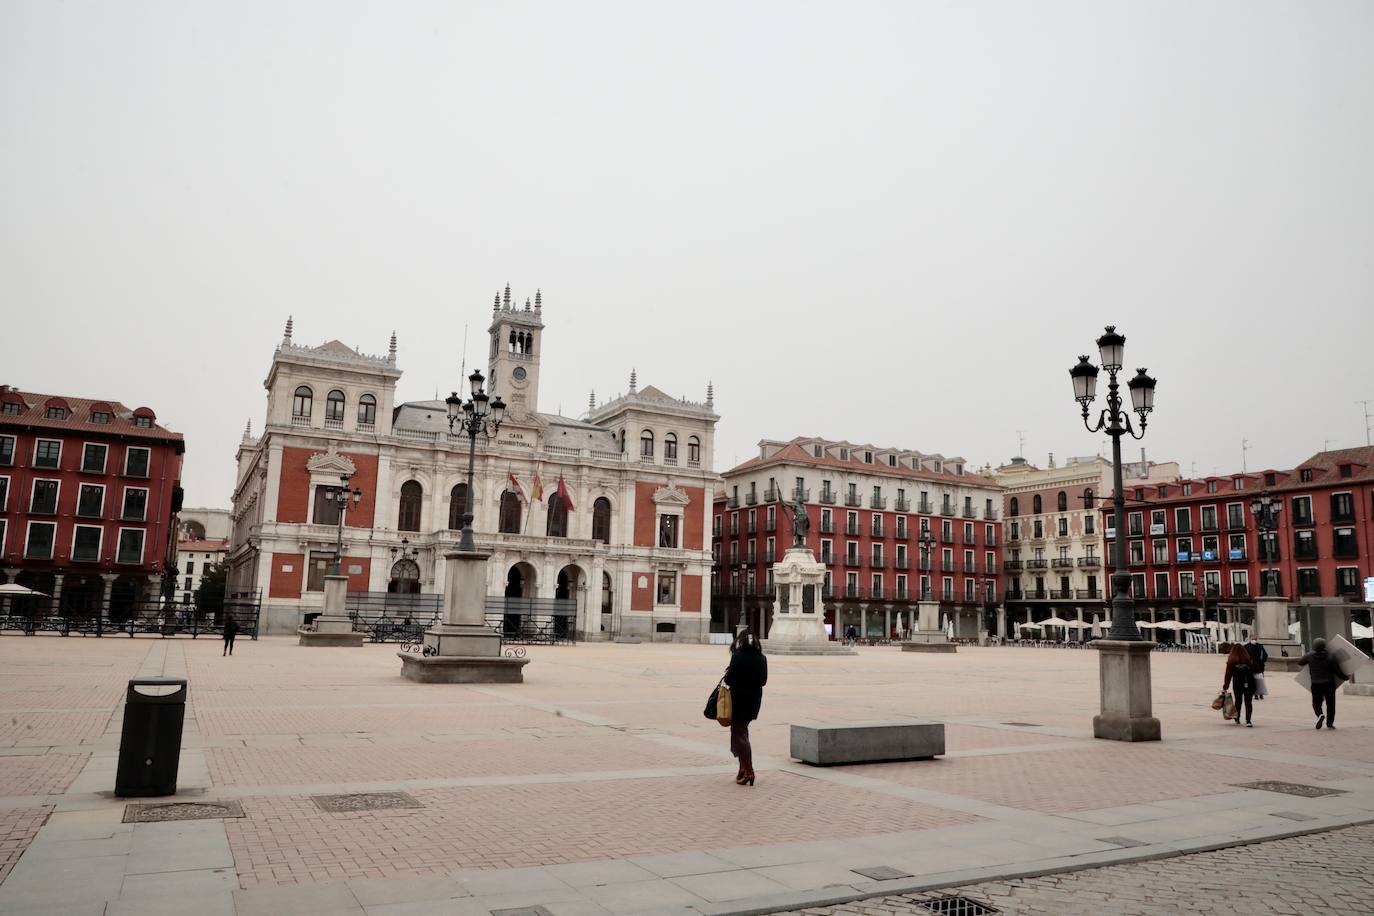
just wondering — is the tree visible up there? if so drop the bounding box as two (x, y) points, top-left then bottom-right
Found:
(195, 562), (227, 617)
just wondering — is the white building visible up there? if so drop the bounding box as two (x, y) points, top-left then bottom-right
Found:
(227, 287), (720, 640)
(175, 535), (228, 605)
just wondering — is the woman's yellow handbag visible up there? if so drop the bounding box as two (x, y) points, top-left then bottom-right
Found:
(715, 682), (732, 727)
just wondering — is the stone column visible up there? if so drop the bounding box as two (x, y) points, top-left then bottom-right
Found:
(51, 574), (65, 609)
(884, 607), (892, 640)
(996, 607), (1007, 639)
(1076, 607), (1085, 642)
(860, 605), (867, 639)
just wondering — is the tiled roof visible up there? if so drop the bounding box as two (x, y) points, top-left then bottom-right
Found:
(722, 439), (999, 488)
(1099, 446), (1374, 506)
(1270, 446), (1374, 491)
(0, 389), (182, 442)
(178, 538), (229, 552)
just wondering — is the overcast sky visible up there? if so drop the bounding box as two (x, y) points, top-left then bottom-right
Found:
(4, 1), (1372, 507)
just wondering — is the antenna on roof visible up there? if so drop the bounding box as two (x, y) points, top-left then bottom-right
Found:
(1358, 399), (1373, 446)
(459, 323), (469, 384)
(1015, 429), (1027, 459)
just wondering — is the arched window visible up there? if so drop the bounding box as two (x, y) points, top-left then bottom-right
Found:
(398, 481), (422, 532)
(292, 386), (313, 418)
(640, 429), (654, 459)
(546, 493), (569, 538)
(1083, 488), (1095, 509)
(499, 490), (522, 534)
(664, 432), (678, 461)
(592, 497), (612, 544)
(1009, 497), (1019, 517)
(448, 483), (469, 530)
(325, 389), (346, 422)
(357, 394), (377, 426)
(1057, 491), (1067, 512)
(687, 436), (701, 465)
(1032, 494), (1042, 514)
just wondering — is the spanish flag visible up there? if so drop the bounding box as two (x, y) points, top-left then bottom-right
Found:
(531, 474), (544, 502)
(556, 474), (574, 511)
(507, 471), (527, 502)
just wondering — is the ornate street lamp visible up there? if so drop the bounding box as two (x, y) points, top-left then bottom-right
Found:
(329, 474), (363, 575)
(445, 370), (506, 552)
(1250, 492), (1283, 597)
(1070, 328), (1157, 641)
(918, 531), (936, 599)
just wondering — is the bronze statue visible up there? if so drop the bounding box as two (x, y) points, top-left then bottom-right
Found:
(788, 490), (809, 548)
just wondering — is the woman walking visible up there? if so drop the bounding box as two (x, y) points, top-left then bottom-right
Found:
(1222, 643), (1256, 727)
(724, 629), (768, 786)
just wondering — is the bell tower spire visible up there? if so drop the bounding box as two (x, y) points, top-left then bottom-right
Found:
(487, 284), (545, 420)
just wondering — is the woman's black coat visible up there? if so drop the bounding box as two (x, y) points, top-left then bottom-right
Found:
(723, 649), (768, 723)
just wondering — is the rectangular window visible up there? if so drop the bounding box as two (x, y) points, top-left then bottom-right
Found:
(1084, 514), (1095, 534)
(656, 572), (677, 605)
(1177, 536), (1193, 556)
(0, 435), (14, 465)
(1333, 527), (1358, 559)
(306, 552), (332, 591)
(1331, 492), (1355, 523)
(1128, 511), (1143, 536)
(1179, 571), (1195, 597)
(1032, 520), (1043, 538)
(1057, 517), (1068, 537)
(1291, 495), (1313, 525)
(76, 483), (104, 517)
(1200, 506), (1217, 530)
(312, 486), (342, 525)
(34, 439), (61, 469)
(71, 525), (102, 562)
(1226, 503), (1244, 529)
(25, 522), (56, 559)
(1129, 540), (1144, 564)
(186, 560), (195, 575)
(1294, 529), (1317, 560)
(1154, 572), (1169, 598)
(0, 475), (7, 510)
(1230, 570), (1248, 597)
(1152, 539), (1168, 563)
(1228, 533), (1246, 560)
(122, 488), (148, 521)
(184, 577), (193, 591)
(125, 447), (151, 478)
(1150, 509), (1166, 534)
(1203, 570), (1220, 597)
(1336, 567), (1360, 595)
(82, 443), (108, 473)
(965, 578), (975, 601)
(1297, 568), (1320, 596)
(1174, 507), (1191, 533)
(30, 479), (59, 514)
(117, 528), (146, 564)
(658, 515), (680, 548)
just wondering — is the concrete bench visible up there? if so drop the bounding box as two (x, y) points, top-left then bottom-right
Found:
(790, 720), (945, 766)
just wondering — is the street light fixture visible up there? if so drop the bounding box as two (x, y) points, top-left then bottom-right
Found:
(1069, 326), (1157, 642)
(330, 474), (363, 575)
(1250, 492), (1283, 597)
(445, 370), (506, 552)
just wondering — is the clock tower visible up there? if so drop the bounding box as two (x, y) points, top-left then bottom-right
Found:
(487, 284), (544, 420)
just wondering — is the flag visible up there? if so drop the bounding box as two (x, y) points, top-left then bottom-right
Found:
(507, 471), (527, 502)
(531, 474), (544, 502)
(556, 474), (574, 511)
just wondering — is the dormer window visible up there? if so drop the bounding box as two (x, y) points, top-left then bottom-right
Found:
(1183, 483), (1193, 496)
(45, 406), (65, 420)
(839, 448), (849, 460)
(1233, 477), (1244, 490)
(1264, 472), (1277, 486)
(133, 416), (152, 429)
(1, 402), (20, 416)
(91, 411), (111, 424)
(1300, 468), (1313, 482)
(1339, 464), (1353, 479)
(863, 451), (872, 464)
(1206, 480), (1217, 493)
(813, 445), (823, 458)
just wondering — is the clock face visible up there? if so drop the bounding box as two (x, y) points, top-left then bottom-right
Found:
(512, 366), (527, 382)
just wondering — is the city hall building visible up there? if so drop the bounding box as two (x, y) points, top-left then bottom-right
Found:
(226, 287), (719, 640)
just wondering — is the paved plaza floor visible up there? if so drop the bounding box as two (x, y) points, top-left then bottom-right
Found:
(0, 637), (1371, 915)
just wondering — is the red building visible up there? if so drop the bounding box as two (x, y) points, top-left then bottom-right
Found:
(1101, 447), (1374, 628)
(0, 387), (184, 613)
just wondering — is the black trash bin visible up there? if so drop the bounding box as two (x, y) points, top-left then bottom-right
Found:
(115, 678), (188, 797)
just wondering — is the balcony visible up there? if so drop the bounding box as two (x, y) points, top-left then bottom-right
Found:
(1337, 580), (1361, 597)
(870, 495), (887, 510)
(895, 497), (911, 512)
(843, 555), (862, 567)
(746, 521), (757, 534)
(940, 503), (955, 517)
(1005, 560), (1024, 571)
(820, 552), (834, 565)
(1077, 557), (1101, 568)
(1049, 589), (1071, 599)
(962, 529), (978, 544)
(1051, 558), (1074, 569)
(728, 523), (740, 536)
(917, 558), (933, 571)
(819, 520), (835, 534)
(1292, 511), (1314, 527)
(712, 526), (722, 539)
(1128, 526), (1144, 538)
(985, 562), (998, 575)
(745, 554), (757, 566)
(844, 494), (862, 508)
(1075, 588), (1100, 599)
(917, 500), (933, 514)
(963, 560), (976, 573)
(870, 585), (886, 599)
(1176, 522), (1192, 535)
(1029, 530), (1046, 543)
(1027, 559), (1048, 569)
(895, 526), (909, 539)
(1227, 517), (1247, 531)
(745, 492), (758, 506)
(984, 507), (999, 520)
(870, 557), (887, 569)
(763, 486), (782, 502)
(1007, 590), (1024, 601)
(819, 490), (837, 505)
(894, 558), (911, 570)
(1331, 509), (1356, 525)
(1128, 557), (1146, 568)
(846, 524), (861, 537)
(1030, 589), (1047, 600)
(845, 584), (862, 599)
(871, 524), (885, 538)
(1294, 545), (1318, 562)
(764, 550), (776, 564)
(895, 587), (910, 601)
(765, 517), (777, 532)
(1200, 519), (1218, 532)
(940, 560), (955, 572)
(726, 496), (739, 508)
(962, 507), (977, 519)
(1009, 532), (1020, 542)
(1180, 587), (1196, 599)
(1231, 584), (1249, 598)
(940, 530), (955, 544)
(941, 590), (956, 602)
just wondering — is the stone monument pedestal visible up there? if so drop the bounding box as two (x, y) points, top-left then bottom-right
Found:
(1092, 639), (1161, 742)
(902, 601), (956, 653)
(298, 575), (365, 646)
(1254, 596), (1304, 671)
(399, 549), (529, 683)
(762, 547), (856, 656)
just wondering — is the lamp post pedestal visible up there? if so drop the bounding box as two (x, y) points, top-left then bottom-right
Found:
(399, 549), (529, 683)
(1254, 595), (1304, 671)
(902, 600), (957, 653)
(1092, 640), (1161, 741)
(298, 575), (365, 647)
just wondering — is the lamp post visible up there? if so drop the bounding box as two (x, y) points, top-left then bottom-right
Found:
(1070, 325), (1160, 741)
(444, 370), (506, 552)
(1070, 327), (1157, 641)
(1250, 492), (1282, 597)
(919, 530), (935, 597)
(330, 474), (363, 575)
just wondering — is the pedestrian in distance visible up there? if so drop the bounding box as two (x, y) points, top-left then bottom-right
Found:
(723, 628), (767, 786)
(1222, 643), (1257, 727)
(222, 614), (239, 657)
(1298, 637), (1344, 729)
(1244, 634), (1269, 700)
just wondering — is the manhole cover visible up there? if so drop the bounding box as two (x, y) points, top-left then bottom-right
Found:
(919, 895), (1000, 915)
(1232, 781), (1347, 798)
(852, 865), (913, 881)
(122, 801), (245, 823)
(312, 792), (423, 813)
(1096, 836), (1147, 848)
(1000, 722), (1041, 727)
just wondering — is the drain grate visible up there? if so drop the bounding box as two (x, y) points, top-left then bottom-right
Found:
(312, 792), (423, 813)
(1000, 722), (1041, 727)
(1232, 781), (1347, 799)
(122, 801), (245, 823)
(919, 895), (1000, 915)
(852, 865), (913, 881)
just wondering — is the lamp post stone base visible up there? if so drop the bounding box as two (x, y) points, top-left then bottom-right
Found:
(1254, 596), (1304, 671)
(1093, 639), (1161, 742)
(900, 601), (956, 653)
(298, 575), (365, 647)
(397, 653), (529, 683)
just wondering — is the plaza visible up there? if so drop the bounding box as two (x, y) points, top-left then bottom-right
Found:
(1, 637), (1372, 914)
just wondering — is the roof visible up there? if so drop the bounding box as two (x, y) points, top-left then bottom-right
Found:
(177, 538), (229, 552)
(722, 438), (999, 488)
(0, 389), (183, 442)
(1099, 446), (1374, 507)
(1271, 446), (1374, 491)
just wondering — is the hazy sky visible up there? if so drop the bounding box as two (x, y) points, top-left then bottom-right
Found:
(4, 1), (1372, 507)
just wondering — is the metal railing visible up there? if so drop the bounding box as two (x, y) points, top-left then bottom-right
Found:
(0, 593), (262, 639)
(895, 498), (911, 512)
(1027, 559), (1048, 569)
(962, 507), (977, 519)
(870, 496), (887, 509)
(1051, 558), (1074, 568)
(844, 494), (862, 507)
(1005, 560), (1024, 571)
(1077, 557), (1101, 567)
(984, 508), (999, 520)
(917, 500), (932, 514)
(819, 490), (836, 505)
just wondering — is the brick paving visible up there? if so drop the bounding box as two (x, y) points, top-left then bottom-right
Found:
(787, 822), (1374, 915)
(0, 807), (50, 884)
(0, 710), (112, 745)
(225, 771), (980, 887)
(194, 701), (585, 737)
(0, 753), (88, 798)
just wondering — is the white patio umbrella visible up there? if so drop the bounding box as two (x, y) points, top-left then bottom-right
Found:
(1352, 623), (1373, 639)
(1152, 620), (1182, 631)
(1019, 622), (1043, 631)
(1040, 615), (1075, 627)
(0, 583), (48, 597)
